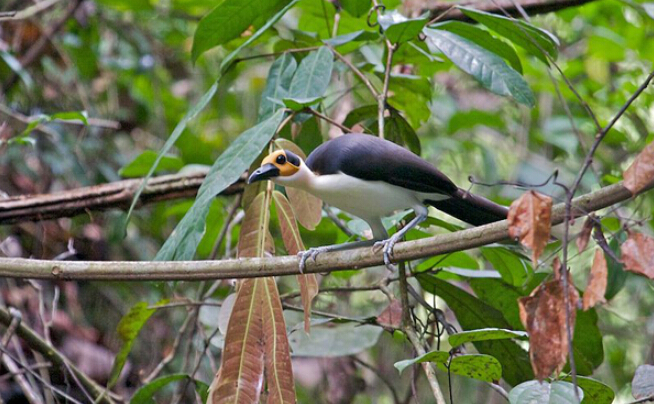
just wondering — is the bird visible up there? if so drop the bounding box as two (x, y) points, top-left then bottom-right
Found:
(247, 133), (508, 271)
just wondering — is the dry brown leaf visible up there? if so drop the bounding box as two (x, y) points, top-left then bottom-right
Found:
(624, 140), (654, 195)
(208, 279), (265, 404)
(376, 299), (403, 329)
(518, 277), (579, 380)
(552, 257), (562, 280)
(583, 249), (608, 310)
(242, 151), (267, 210)
(237, 192), (274, 258)
(273, 191), (319, 333)
(576, 215), (595, 253)
(621, 232), (654, 279)
(508, 191), (552, 265)
(261, 278), (296, 404)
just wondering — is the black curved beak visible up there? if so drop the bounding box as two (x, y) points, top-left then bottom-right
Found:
(248, 163), (280, 184)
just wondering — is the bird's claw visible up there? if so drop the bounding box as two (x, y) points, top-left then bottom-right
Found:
(298, 247), (328, 273)
(374, 236), (400, 271)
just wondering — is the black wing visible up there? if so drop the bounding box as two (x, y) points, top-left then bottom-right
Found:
(305, 134), (458, 195)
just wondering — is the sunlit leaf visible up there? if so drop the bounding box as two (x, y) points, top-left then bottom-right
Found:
(288, 47), (334, 101)
(423, 28), (535, 107)
(378, 11), (428, 44)
(449, 328), (528, 348)
(259, 54), (297, 121)
(395, 351), (502, 382)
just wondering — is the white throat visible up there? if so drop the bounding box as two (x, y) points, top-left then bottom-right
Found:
(271, 161), (318, 192)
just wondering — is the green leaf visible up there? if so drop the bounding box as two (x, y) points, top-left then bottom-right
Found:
(458, 6), (559, 64)
(433, 21), (523, 73)
(323, 30), (377, 47)
(281, 96), (325, 111)
(561, 376), (615, 404)
(447, 109), (505, 134)
(288, 322), (382, 357)
(481, 247), (532, 287)
(119, 151), (184, 178)
(125, 80), (219, 227)
(131, 374), (187, 404)
(288, 47), (334, 100)
(385, 109), (421, 155)
(19, 111), (89, 137)
(340, 0), (371, 17)
(259, 54), (297, 121)
(191, 0), (292, 62)
(469, 278), (524, 330)
(449, 328), (528, 348)
(378, 11), (428, 44)
(418, 274), (533, 385)
(155, 109), (285, 261)
(423, 28), (535, 107)
(570, 308), (604, 375)
(0, 51), (34, 89)
(96, 0), (152, 11)
(343, 105), (377, 130)
(605, 233), (627, 299)
(109, 301), (161, 388)
(395, 351), (502, 382)
(509, 381), (583, 404)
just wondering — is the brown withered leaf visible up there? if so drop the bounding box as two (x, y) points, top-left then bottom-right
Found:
(208, 279), (265, 404)
(275, 138), (323, 230)
(624, 140), (654, 195)
(583, 249), (608, 310)
(576, 215), (595, 253)
(518, 278), (579, 380)
(621, 232), (654, 279)
(242, 150), (267, 210)
(273, 191), (319, 333)
(237, 192), (274, 258)
(552, 257), (562, 280)
(261, 278), (296, 404)
(508, 191), (553, 265)
(376, 299), (403, 329)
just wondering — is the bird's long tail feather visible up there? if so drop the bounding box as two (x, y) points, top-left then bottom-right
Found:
(426, 188), (508, 226)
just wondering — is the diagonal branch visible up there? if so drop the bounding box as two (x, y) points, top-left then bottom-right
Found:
(0, 172), (244, 225)
(420, 0), (597, 21)
(0, 180), (648, 281)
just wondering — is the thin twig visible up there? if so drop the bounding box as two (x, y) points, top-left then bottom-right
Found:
(328, 45), (380, 98)
(305, 108), (352, 133)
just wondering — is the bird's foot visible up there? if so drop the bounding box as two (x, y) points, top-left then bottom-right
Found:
(373, 234), (402, 271)
(298, 246), (331, 273)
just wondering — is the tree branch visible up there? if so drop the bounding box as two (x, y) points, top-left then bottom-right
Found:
(420, 0), (597, 21)
(0, 180), (648, 281)
(0, 172), (244, 225)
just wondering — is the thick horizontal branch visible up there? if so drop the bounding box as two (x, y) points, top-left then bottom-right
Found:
(424, 0), (597, 21)
(0, 171), (244, 225)
(0, 181), (646, 281)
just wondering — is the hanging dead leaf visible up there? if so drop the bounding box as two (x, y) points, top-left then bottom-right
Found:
(273, 191), (319, 333)
(376, 299), (403, 329)
(624, 140), (654, 195)
(208, 279), (265, 404)
(576, 215), (595, 253)
(621, 232), (654, 279)
(518, 278), (579, 380)
(552, 257), (562, 280)
(508, 191), (552, 265)
(261, 278), (296, 404)
(583, 249), (608, 310)
(274, 138), (323, 230)
(237, 192), (274, 258)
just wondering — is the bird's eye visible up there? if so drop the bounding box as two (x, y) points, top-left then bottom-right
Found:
(276, 154), (286, 165)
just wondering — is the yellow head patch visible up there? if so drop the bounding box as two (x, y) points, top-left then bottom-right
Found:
(262, 150), (300, 177)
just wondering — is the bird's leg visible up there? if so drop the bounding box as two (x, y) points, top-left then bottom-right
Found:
(298, 239), (377, 273)
(374, 213), (428, 269)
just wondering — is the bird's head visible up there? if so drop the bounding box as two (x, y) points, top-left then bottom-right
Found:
(248, 149), (303, 185)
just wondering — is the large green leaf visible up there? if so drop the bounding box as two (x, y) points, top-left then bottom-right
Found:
(378, 11), (428, 44)
(449, 328), (528, 348)
(458, 6), (559, 64)
(395, 351), (502, 382)
(423, 28), (535, 107)
(109, 301), (161, 388)
(469, 278), (524, 329)
(131, 374), (206, 404)
(418, 274), (533, 386)
(191, 0), (291, 62)
(509, 381), (583, 404)
(433, 21), (523, 73)
(481, 247), (532, 287)
(562, 376), (615, 404)
(259, 54), (297, 121)
(288, 322), (382, 357)
(570, 308), (604, 375)
(288, 47), (334, 100)
(340, 0), (371, 17)
(155, 109), (285, 261)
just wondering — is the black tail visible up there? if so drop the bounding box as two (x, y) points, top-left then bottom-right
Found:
(426, 188), (508, 226)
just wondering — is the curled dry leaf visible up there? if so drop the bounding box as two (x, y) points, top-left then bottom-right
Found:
(518, 277), (579, 380)
(275, 138), (322, 230)
(621, 232), (654, 279)
(273, 191), (319, 333)
(624, 140), (654, 195)
(576, 215), (595, 253)
(376, 299), (403, 329)
(582, 249), (608, 310)
(508, 190), (552, 265)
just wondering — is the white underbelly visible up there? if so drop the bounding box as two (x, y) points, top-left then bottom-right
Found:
(310, 174), (446, 219)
